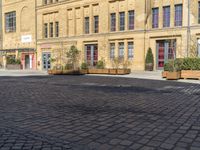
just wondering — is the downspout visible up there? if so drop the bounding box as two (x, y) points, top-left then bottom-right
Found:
(186, 0), (190, 57)
(35, 0), (38, 70)
(144, 0), (146, 71)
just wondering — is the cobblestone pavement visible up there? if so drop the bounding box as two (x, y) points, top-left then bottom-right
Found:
(0, 76), (200, 150)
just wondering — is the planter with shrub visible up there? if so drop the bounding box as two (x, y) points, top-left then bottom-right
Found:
(80, 62), (88, 74)
(165, 60), (181, 80)
(145, 48), (154, 71)
(6, 58), (22, 70)
(180, 58), (200, 79)
(88, 60), (109, 74)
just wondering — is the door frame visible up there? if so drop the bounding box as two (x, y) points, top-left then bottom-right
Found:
(85, 44), (98, 67)
(42, 52), (51, 70)
(156, 39), (176, 70)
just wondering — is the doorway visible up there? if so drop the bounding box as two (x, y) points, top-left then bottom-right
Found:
(85, 44), (98, 66)
(42, 52), (51, 70)
(156, 40), (176, 70)
(25, 55), (30, 69)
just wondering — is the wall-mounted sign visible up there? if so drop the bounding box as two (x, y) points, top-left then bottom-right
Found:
(21, 35), (32, 43)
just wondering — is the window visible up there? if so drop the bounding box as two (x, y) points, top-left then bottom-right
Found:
(128, 42), (134, 59)
(110, 13), (116, 32)
(119, 12), (125, 31)
(118, 42), (124, 58)
(175, 4), (183, 26)
(94, 16), (99, 33)
(128, 10), (135, 30)
(55, 22), (59, 37)
(44, 23), (48, 38)
(152, 8), (159, 28)
(110, 43), (115, 59)
(198, 2), (200, 24)
(163, 6), (170, 27)
(5, 11), (16, 32)
(49, 22), (53, 37)
(43, 0), (48, 5)
(85, 17), (90, 34)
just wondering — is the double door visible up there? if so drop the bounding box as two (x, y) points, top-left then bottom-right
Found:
(42, 52), (51, 70)
(157, 40), (176, 70)
(85, 44), (98, 66)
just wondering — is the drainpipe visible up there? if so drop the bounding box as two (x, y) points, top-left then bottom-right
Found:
(186, 0), (190, 57)
(35, 0), (38, 70)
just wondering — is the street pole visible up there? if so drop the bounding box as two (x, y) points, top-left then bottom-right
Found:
(187, 0), (190, 57)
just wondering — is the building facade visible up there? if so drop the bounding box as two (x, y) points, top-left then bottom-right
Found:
(0, 0), (37, 70)
(1, 0), (200, 71)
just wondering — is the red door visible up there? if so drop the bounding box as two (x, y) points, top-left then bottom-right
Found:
(85, 44), (98, 66)
(157, 42), (165, 68)
(157, 40), (176, 69)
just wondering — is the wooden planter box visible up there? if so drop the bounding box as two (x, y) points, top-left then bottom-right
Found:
(6, 64), (22, 70)
(48, 70), (53, 75)
(62, 70), (83, 75)
(166, 71), (181, 80)
(181, 70), (200, 80)
(162, 71), (168, 78)
(117, 69), (131, 75)
(88, 69), (109, 74)
(109, 69), (117, 75)
(51, 70), (63, 75)
(80, 69), (88, 74)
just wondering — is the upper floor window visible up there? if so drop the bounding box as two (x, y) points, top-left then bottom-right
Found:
(110, 13), (116, 32)
(175, 4), (183, 26)
(44, 23), (48, 38)
(5, 11), (16, 33)
(55, 22), (59, 37)
(94, 16), (99, 33)
(49, 22), (54, 37)
(118, 42), (124, 58)
(152, 8), (159, 28)
(163, 6), (170, 27)
(198, 2), (200, 24)
(43, 0), (48, 5)
(119, 12), (125, 31)
(85, 17), (90, 34)
(128, 10), (135, 30)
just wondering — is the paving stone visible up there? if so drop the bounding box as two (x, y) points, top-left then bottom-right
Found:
(0, 76), (199, 149)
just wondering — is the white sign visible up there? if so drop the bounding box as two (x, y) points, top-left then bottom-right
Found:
(21, 35), (32, 43)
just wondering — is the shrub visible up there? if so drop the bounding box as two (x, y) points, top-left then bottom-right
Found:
(81, 62), (88, 70)
(66, 45), (80, 70)
(7, 57), (21, 65)
(145, 48), (154, 64)
(15, 59), (21, 65)
(164, 63), (170, 71)
(96, 60), (105, 69)
(181, 58), (200, 70)
(145, 48), (154, 71)
(64, 64), (73, 70)
(164, 59), (182, 72)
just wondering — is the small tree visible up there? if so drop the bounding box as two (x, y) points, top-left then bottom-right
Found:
(112, 57), (123, 69)
(145, 48), (154, 71)
(66, 45), (80, 70)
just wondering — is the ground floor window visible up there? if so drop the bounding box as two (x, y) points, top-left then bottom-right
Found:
(128, 42), (134, 59)
(110, 43), (115, 59)
(118, 42), (124, 58)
